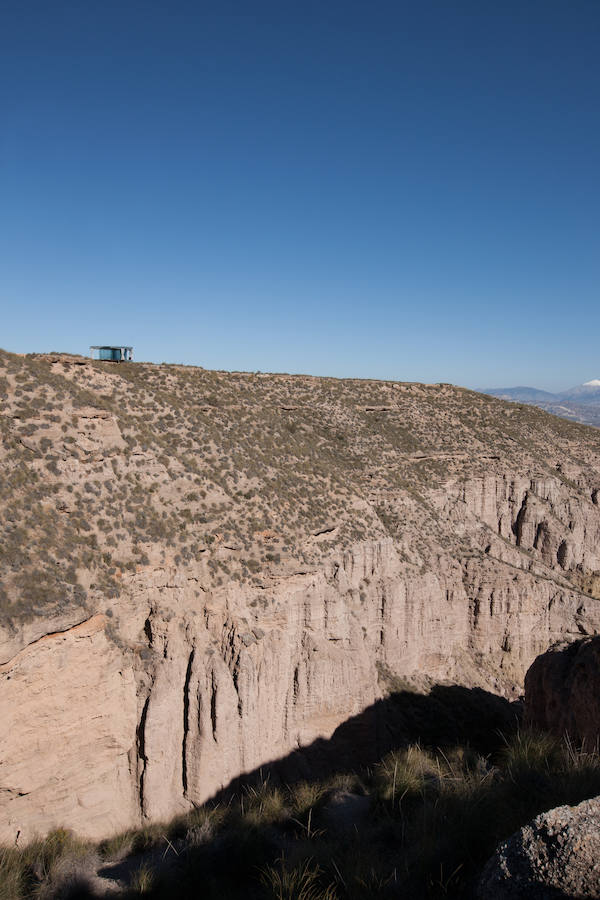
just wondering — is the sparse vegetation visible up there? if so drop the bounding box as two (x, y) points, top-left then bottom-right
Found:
(2, 347), (600, 624)
(2, 730), (600, 899)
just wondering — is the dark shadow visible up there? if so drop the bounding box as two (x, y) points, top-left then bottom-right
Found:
(90, 682), (600, 899)
(210, 683), (520, 802)
(95, 684), (523, 900)
(98, 845), (181, 890)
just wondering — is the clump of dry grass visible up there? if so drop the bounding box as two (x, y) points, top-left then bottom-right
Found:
(259, 857), (338, 900)
(0, 828), (95, 900)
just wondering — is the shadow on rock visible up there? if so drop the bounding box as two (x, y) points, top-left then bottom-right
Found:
(212, 683), (520, 802)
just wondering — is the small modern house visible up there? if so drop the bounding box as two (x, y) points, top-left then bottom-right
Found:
(90, 345), (133, 362)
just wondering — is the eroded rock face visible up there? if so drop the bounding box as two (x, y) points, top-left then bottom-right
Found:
(2, 354), (600, 844)
(478, 796), (600, 898)
(0, 615), (137, 842)
(524, 636), (600, 746)
(2, 525), (600, 843)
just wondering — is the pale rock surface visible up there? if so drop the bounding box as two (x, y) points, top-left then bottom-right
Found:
(0, 615), (138, 843)
(4, 370), (600, 849)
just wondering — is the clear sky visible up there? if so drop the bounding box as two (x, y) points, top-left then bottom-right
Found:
(1, 1), (599, 391)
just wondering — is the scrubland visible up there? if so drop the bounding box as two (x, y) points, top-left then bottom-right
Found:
(2, 348), (599, 625)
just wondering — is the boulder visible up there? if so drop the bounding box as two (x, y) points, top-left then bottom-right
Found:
(524, 637), (600, 747)
(478, 796), (600, 898)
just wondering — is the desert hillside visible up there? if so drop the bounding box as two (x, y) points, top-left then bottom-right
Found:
(2, 348), (600, 843)
(3, 349), (600, 627)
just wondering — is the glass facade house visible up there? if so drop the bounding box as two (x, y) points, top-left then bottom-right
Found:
(90, 346), (133, 362)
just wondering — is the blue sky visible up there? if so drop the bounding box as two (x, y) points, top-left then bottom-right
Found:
(1, 1), (599, 391)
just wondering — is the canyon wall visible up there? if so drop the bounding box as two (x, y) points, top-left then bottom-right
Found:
(3, 353), (600, 845)
(2, 470), (600, 844)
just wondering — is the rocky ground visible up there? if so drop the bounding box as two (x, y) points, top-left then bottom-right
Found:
(525, 635), (600, 748)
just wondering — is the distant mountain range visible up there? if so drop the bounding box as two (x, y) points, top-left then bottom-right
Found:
(482, 380), (600, 427)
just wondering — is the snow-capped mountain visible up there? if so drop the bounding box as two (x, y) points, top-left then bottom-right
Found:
(560, 380), (600, 403)
(483, 380), (600, 427)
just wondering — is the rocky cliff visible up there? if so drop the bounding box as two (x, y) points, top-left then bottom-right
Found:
(524, 636), (600, 746)
(2, 349), (600, 843)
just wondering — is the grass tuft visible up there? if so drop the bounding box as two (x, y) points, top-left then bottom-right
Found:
(259, 856), (338, 900)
